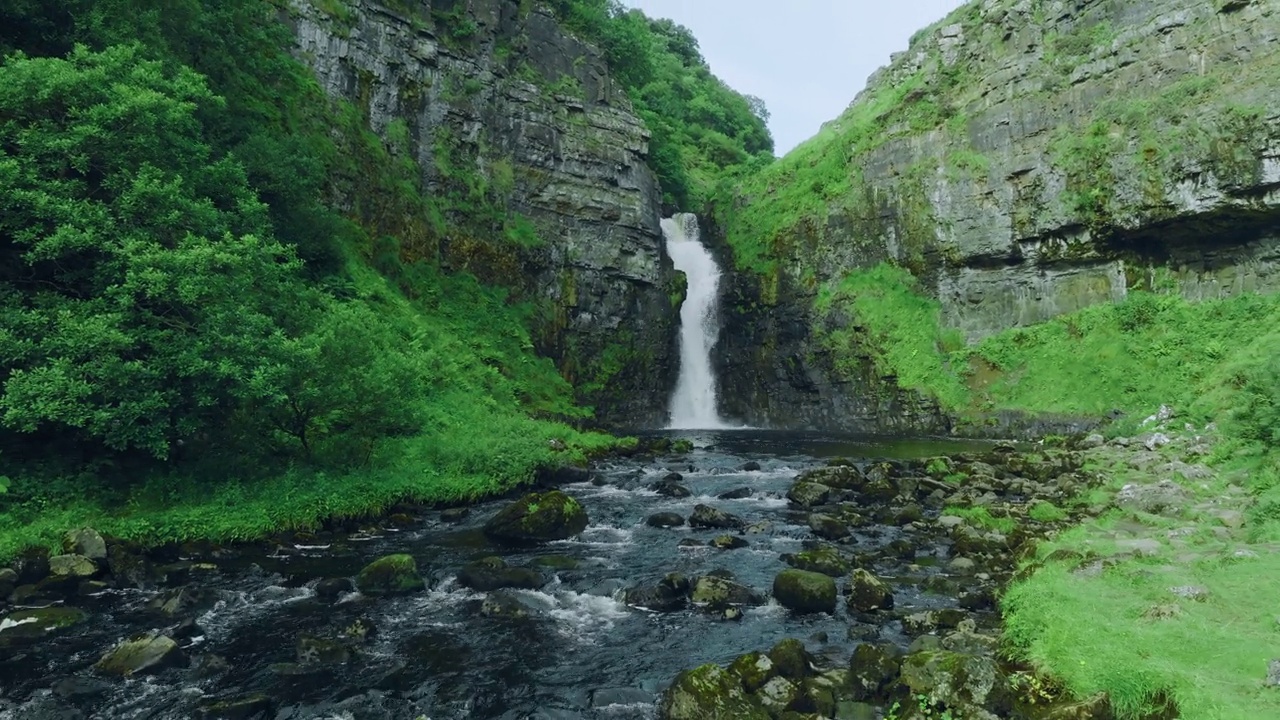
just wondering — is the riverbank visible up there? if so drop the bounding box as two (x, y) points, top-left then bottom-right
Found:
(653, 412), (1280, 719)
(0, 416), (628, 564)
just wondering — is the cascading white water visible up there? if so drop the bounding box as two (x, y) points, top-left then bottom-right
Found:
(662, 213), (733, 430)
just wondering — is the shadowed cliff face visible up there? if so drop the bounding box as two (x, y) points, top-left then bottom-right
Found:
(711, 0), (1280, 434)
(289, 0), (679, 428)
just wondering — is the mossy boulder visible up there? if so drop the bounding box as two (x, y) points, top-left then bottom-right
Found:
(689, 504), (745, 530)
(781, 544), (852, 577)
(786, 481), (832, 508)
(768, 638), (813, 680)
(355, 554), (425, 596)
(48, 554), (97, 578)
(457, 557), (546, 591)
(0, 607), (88, 645)
(845, 569), (894, 613)
(795, 465), (866, 490)
(898, 650), (1003, 712)
(728, 651), (777, 693)
(296, 634), (352, 665)
(95, 633), (186, 676)
(63, 527), (107, 561)
(773, 569), (837, 614)
(483, 490), (589, 543)
(690, 576), (764, 608)
(848, 642), (902, 702)
(659, 663), (769, 720)
(196, 694), (274, 720)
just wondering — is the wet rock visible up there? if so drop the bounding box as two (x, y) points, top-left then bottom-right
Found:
(807, 514), (850, 541)
(192, 654), (232, 678)
(948, 557), (978, 574)
(744, 520), (772, 534)
(796, 465), (866, 490)
(786, 481), (832, 509)
(710, 535), (749, 550)
(94, 633), (186, 676)
(716, 607), (744, 622)
(886, 539), (916, 560)
(341, 617), (378, 642)
(690, 576), (763, 608)
(647, 512), (685, 528)
(315, 578), (354, 601)
(767, 638), (813, 680)
(781, 544), (852, 577)
(1267, 659), (1280, 687)
(624, 573), (689, 612)
(48, 554), (96, 579)
(105, 541), (150, 588)
(741, 461), (762, 472)
(0, 567), (16, 596)
(196, 694), (273, 720)
(653, 480), (692, 498)
(457, 557), (546, 591)
(860, 477), (898, 502)
(894, 504), (924, 525)
(440, 507), (470, 523)
(483, 490), (589, 543)
(898, 650), (1003, 712)
(718, 487), (753, 500)
(689, 504), (745, 530)
(658, 662), (768, 720)
(848, 642), (902, 701)
(941, 628), (1001, 656)
(148, 586), (216, 618)
(845, 569), (894, 613)
(0, 607), (88, 644)
(773, 570), (838, 614)
(480, 590), (537, 619)
(677, 538), (704, 548)
(354, 554), (425, 596)
(1082, 433), (1106, 448)
(1116, 480), (1188, 516)
(296, 634), (351, 665)
(728, 651), (776, 693)
(62, 528), (107, 561)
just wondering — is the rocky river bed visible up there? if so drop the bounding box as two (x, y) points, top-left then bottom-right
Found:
(0, 431), (1108, 720)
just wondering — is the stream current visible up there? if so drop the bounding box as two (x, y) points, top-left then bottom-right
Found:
(0, 431), (994, 720)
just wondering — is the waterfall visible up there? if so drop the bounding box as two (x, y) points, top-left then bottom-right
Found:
(662, 213), (733, 430)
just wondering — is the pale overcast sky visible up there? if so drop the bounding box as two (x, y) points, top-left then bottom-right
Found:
(622, 0), (968, 156)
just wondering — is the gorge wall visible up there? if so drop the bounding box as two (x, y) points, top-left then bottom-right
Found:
(713, 0), (1280, 433)
(288, 0), (679, 427)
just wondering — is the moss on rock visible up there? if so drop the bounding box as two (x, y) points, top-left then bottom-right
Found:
(355, 554), (425, 596)
(483, 490), (589, 543)
(659, 662), (769, 720)
(773, 569), (838, 614)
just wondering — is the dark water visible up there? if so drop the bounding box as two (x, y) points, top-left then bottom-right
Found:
(0, 431), (997, 720)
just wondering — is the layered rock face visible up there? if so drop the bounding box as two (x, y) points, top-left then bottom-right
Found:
(714, 0), (1280, 431)
(289, 0), (677, 426)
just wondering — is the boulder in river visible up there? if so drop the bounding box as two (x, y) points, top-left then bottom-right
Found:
(848, 642), (903, 702)
(781, 544), (852, 577)
(457, 557), (545, 591)
(807, 513), (850, 541)
(897, 649), (1003, 712)
(483, 490), (589, 543)
(717, 487), (753, 500)
(48, 554), (97, 578)
(659, 663), (769, 720)
(296, 634), (352, 665)
(786, 481), (832, 509)
(689, 504), (744, 530)
(95, 632), (186, 676)
(480, 590), (538, 619)
(772, 570), (837, 614)
(0, 606), (88, 645)
(652, 479), (692, 498)
(624, 573), (689, 612)
(845, 569), (894, 613)
(689, 576), (763, 608)
(355, 554), (425, 596)
(710, 535), (749, 550)
(62, 527), (107, 561)
(315, 577), (354, 601)
(196, 693), (274, 720)
(795, 465), (865, 490)
(646, 512), (685, 528)
(148, 586), (216, 618)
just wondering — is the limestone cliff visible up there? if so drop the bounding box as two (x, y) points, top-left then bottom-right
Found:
(713, 0), (1280, 432)
(289, 0), (678, 426)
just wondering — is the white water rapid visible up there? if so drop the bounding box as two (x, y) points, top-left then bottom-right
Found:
(662, 213), (734, 429)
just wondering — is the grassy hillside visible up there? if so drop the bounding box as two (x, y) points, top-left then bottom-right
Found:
(0, 0), (636, 560)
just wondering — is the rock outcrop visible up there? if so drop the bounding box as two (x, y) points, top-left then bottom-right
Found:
(289, 0), (678, 426)
(713, 0), (1280, 432)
